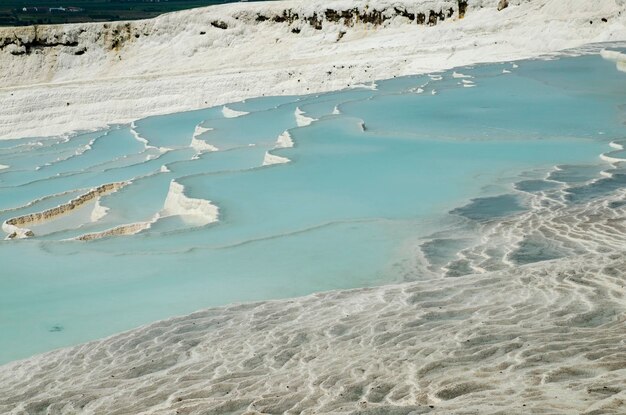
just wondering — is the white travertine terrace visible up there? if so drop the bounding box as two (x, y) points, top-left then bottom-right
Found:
(0, 0), (625, 140)
(2, 182), (127, 239)
(1, 0), (626, 413)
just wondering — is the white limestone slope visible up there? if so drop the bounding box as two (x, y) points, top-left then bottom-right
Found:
(0, 0), (625, 140)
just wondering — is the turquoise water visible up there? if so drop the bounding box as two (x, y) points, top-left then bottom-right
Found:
(0, 51), (625, 364)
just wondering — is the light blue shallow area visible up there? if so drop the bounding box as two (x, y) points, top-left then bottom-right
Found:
(0, 51), (625, 364)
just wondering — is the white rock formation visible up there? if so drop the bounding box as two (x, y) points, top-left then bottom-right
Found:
(0, 0), (625, 139)
(262, 151), (291, 166)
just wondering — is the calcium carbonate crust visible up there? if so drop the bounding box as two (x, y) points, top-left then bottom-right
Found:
(0, 0), (625, 139)
(0, 252), (624, 414)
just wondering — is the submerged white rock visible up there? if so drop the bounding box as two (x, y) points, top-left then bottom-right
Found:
(90, 199), (109, 222)
(161, 180), (219, 226)
(295, 107), (317, 127)
(222, 106), (249, 118)
(190, 125), (218, 153)
(601, 49), (626, 73)
(262, 151), (291, 166)
(275, 130), (294, 148)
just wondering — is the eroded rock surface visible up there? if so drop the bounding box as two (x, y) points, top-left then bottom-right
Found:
(2, 182), (127, 239)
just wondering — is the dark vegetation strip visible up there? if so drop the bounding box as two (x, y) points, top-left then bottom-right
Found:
(0, 0), (270, 27)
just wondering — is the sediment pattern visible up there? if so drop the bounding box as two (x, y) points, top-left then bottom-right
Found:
(2, 182), (127, 238)
(440, 188), (626, 277)
(75, 221), (152, 241)
(1, 252), (625, 414)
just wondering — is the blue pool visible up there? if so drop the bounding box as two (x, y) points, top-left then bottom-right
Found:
(0, 50), (624, 363)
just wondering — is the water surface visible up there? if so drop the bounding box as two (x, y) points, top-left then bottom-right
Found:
(0, 51), (624, 363)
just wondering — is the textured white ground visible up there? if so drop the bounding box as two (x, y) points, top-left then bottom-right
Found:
(0, 252), (625, 414)
(0, 0), (625, 140)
